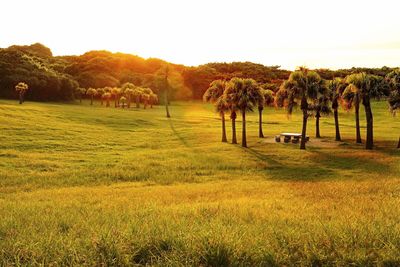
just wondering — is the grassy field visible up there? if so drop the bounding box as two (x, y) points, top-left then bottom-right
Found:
(0, 99), (399, 266)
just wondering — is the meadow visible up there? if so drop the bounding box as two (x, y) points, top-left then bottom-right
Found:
(0, 99), (399, 266)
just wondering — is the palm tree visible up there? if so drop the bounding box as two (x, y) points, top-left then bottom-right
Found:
(328, 78), (346, 141)
(96, 88), (105, 105)
(120, 96), (127, 108)
(86, 88), (97, 105)
(312, 80), (331, 138)
(225, 78), (263, 147)
(132, 87), (143, 108)
(343, 75), (363, 144)
(124, 88), (134, 108)
(141, 88), (153, 109)
(277, 67), (324, 149)
(345, 73), (388, 149)
(111, 87), (121, 107)
(258, 89), (274, 138)
(102, 92), (111, 107)
(164, 66), (171, 118)
(122, 83), (136, 108)
(386, 70), (400, 148)
(203, 80), (228, 142)
(149, 93), (158, 108)
(15, 82), (29, 104)
(75, 87), (86, 103)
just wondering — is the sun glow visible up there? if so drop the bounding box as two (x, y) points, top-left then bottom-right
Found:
(1, 0), (400, 70)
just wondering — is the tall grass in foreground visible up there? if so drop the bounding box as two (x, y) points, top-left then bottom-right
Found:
(0, 100), (399, 265)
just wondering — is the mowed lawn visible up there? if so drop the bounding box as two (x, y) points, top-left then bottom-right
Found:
(0, 99), (399, 265)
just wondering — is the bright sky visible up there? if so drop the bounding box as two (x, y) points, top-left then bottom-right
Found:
(1, 0), (400, 70)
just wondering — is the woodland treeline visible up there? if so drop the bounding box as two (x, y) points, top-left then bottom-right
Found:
(0, 43), (397, 102)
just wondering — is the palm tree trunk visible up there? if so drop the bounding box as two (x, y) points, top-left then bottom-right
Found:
(165, 91), (170, 118)
(19, 92), (23, 104)
(258, 107), (264, 138)
(231, 111), (237, 144)
(355, 94), (362, 143)
(334, 108), (341, 141)
(315, 111), (321, 138)
(221, 112), (227, 142)
(241, 110), (247, 147)
(300, 109), (308, 150)
(364, 97), (373, 150)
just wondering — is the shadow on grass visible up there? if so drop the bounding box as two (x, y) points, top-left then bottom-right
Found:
(243, 147), (337, 181)
(243, 140), (396, 181)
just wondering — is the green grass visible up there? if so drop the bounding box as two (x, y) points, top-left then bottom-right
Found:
(0, 99), (399, 265)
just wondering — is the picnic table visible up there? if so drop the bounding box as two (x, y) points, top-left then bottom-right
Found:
(275, 133), (309, 143)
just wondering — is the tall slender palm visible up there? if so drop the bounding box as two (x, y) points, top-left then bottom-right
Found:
(86, 88), (97, 105)
(345, 73), (388, 149)
(163, 65), (171, 118)
(225, 78), (263, 147)
(258, 89), (274, 138)
(328, 78), (346, 141)
(343, 75), (363, 144)
(15, 82), (29, 104)
(312, 80), (331, 138)
(277, 67), (323, 150)
(203, 80), (228, 142)
(387, 70), (400, 148)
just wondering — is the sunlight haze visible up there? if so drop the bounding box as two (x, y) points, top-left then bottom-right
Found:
(1, 0), (400, 70)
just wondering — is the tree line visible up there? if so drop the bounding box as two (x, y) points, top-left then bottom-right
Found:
(204, 68), (400, 150)
(76, 83), (158, 109)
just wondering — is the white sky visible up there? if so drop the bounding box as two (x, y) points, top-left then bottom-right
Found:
(1, 0), (400, 70)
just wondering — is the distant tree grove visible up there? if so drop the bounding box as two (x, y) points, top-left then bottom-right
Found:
(77, 83), (159, 109)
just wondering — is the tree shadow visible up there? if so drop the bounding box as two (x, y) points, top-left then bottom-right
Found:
(242, 146), (337, 181)
(168, 119), (190, 148)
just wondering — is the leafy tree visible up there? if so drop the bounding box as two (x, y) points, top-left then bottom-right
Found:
(203, 80), (229, 142)
(86, 88), (97, 105)
(278, 68), (324, 149)
(225, 78), (263, 147)
(258, 89), (274, 138)
(15, 82), (29, 104)
(386, 70), (400, 148)
(328, 78), (347, 141)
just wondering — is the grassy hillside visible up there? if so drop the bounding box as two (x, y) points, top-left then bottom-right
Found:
(0, 100), (399, 265)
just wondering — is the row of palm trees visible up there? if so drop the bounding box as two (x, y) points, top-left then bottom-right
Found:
(76, 83), (158, 109)
(204, 68), (400, 150)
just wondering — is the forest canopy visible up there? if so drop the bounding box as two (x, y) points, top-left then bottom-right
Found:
(0, 43), (396, 101)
